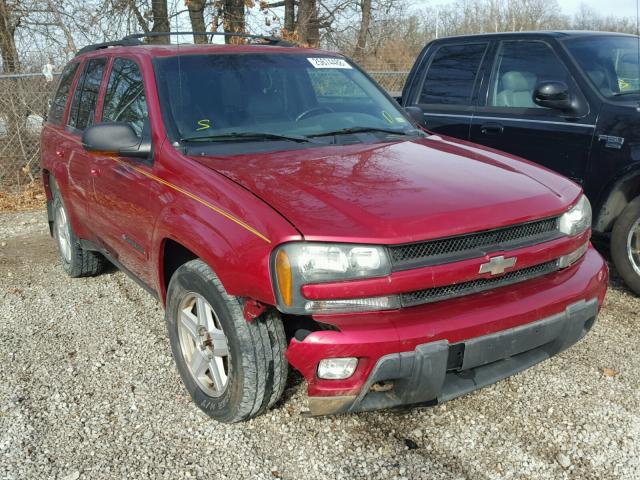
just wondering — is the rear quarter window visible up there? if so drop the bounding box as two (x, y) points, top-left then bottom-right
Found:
(48, 62), (79, 125)
(419, 43), (488, 105)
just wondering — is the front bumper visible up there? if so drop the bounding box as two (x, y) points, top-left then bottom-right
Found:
(308, 298), (598, 415)
(286, 246), (608, 416)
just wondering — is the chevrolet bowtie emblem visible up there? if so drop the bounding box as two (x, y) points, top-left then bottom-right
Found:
(479, 255), (517, 276)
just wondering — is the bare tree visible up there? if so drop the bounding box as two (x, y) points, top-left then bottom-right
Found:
(221, 0), (245, 43)
(353, 0), (371, 61)
(297, 0), (320, 45)
(187, 0), (208, 43)
(0, 0), (20, 72)
(150, 0), (170, 44)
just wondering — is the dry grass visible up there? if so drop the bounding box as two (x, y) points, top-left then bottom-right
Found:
(0, 181), (45, 212)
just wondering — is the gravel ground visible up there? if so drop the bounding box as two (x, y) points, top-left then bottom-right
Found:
(1, 209), (639, 480)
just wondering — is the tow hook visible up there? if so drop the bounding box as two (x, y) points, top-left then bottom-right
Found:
(243, 299), (268, 321)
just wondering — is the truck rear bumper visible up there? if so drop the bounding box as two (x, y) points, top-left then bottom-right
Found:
(307, 298), (598, 415)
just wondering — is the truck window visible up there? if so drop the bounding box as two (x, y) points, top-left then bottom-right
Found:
(418, 43), (487, 105)
(48, 62), (79, 125)
(489, 41), (570, 108)
(102, 58), (148, 137)
(67, 57), (107, 131)
(565, 36), (640, 97)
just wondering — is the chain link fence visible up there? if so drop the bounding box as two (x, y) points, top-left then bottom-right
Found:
(0, 70), (408, 190)
(0, 73), (60, 189)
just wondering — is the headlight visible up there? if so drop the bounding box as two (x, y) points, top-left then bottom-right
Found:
(559, 195), (591, 236)
(272, 242), (392, 314)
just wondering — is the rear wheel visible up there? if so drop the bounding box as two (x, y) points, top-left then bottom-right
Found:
(611, 196), (640, 295)
(51, 184), (105, 277)
(166, 259), (287, 422)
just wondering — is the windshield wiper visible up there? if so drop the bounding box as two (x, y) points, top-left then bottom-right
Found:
(612, 90), (640, 96)
(180, 131), (317, 143)
(309, 126), (412, 138)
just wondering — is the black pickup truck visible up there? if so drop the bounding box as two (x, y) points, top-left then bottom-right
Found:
(400, 30), (640, 294)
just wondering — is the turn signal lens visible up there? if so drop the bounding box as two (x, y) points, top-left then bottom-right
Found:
(275, 249), (292, 306)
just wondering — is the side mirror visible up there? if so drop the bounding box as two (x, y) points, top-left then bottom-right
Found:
(533, 81), (574, 112)
(404, 105), (424, 125)
(82, 122), (151, 159)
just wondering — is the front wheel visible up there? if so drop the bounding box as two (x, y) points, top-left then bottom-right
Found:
(611, 196), (640, 295)
(166, 259), (288, 423)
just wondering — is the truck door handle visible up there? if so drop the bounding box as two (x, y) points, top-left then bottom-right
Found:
(55, 148), (65, 158)
(480, 123), (504, 135)
(90, 168), (100, 176)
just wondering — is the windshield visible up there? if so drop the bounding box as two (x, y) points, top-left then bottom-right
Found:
(565, 35), (640, 98)
(154, 53), (415, 148)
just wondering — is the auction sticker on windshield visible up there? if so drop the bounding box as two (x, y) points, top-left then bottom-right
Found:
(307, 57), (352, 69)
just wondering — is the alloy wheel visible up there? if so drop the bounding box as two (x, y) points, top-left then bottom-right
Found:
(55, 204), (72, 263)
(177, 292), (230, 397)
(628, 217), (640, 277)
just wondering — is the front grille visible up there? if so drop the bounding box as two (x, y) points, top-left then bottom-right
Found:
(401, 260), (559, 307)
(389, 217), (560, 270)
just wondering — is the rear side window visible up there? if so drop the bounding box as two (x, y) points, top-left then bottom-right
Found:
(419, 43), (488, 105)
(102, 58), (148, 136)
(67, 57), (107, 131)
(48, 62), (79, 125)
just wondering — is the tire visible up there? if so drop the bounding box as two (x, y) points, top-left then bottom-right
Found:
(51, 182), (105, 278)
(165, 259), (288, 423)
(611, 195), (640, 295)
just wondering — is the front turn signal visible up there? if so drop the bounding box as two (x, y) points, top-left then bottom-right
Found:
(275, 249), (292, 306)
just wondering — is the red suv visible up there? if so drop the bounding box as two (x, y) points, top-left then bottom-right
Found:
(41, 33), (608, 423)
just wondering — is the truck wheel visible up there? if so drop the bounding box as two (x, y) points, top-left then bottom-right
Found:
(51, 186), (105, 277)
(611, 196), (640, 295)
(165, 259), (288, 423)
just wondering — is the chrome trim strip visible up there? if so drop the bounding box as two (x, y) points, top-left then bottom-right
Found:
(423, 112), (595, 129)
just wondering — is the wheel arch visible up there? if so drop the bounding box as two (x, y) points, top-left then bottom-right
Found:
(152, 210), (278, 307)
(594, 168), (640, 233)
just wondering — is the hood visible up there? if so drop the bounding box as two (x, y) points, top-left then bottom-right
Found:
(195, 135), (581, 244)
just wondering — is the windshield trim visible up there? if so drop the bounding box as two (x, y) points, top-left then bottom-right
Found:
(152, 53), (416, 149)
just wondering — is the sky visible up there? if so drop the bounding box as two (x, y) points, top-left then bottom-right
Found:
(420, 0), (639, 18)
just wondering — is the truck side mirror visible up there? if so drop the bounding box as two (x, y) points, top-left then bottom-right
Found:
(404, 105), (424, 125)
(82, 122), (151, 159)
(533, 81), (574, 112)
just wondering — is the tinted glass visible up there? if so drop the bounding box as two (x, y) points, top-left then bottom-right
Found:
(489, 41), (569, 108)
(48, 62), (79, 125)
(565, 36), (640, 98)
(308, 69), (368, 102)
(154, 54), (415, 149)
(68, 58), (106, 130)
(102, 58), (148, 136)
(419, 43), (487, 105)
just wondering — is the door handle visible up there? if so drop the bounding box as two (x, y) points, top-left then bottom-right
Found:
(480, 123), (504, 135)
(55, 148), (65, 158)
(90, 168), (100, 176)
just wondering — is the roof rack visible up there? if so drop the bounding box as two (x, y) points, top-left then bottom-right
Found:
(76, 38), (143, 55)
(76, 32), (295, 56)
(123, 31), (295, 47)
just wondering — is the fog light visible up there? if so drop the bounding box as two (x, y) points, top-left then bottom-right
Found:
(317, 357), (358, 380)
